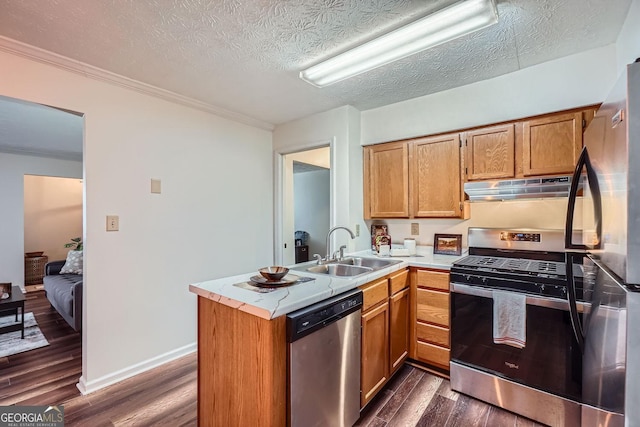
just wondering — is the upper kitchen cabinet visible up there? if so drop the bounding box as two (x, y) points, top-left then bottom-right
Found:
(411, 133), (465, 218)
(464, 124), (515, 180)
(522, 112), (583, 176)
(363, 141), (409, 218)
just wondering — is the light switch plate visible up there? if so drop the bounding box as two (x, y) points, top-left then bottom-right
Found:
(151, 179), (161, 194)
(106, 215), (119, 231)
(411, 223), (419, 235)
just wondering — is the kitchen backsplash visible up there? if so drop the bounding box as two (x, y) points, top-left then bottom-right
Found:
(367, 198), (581, 248)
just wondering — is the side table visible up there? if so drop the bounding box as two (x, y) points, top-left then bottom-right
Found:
(0, 286), (26, 339)
(25, 255), (48, 285)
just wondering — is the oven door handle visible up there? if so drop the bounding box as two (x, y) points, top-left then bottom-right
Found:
(450, 283), (589, 312)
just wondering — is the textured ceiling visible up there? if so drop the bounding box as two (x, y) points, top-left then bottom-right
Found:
(0, 0), (632, 130)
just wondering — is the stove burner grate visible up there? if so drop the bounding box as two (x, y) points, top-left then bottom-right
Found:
(453, 255), (566, 277)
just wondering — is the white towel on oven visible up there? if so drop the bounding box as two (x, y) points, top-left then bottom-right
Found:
(492, 290), (526, 349)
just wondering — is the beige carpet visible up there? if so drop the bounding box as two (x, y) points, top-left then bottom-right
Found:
(0, 312), (49, 357)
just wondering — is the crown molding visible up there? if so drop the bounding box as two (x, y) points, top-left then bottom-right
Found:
(0, 36), (275, 131)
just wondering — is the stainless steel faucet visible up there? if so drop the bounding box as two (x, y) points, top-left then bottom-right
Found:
(322, 226), (356, 263)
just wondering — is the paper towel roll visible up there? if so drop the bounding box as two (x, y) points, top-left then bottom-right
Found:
(404, 238), (416, 255)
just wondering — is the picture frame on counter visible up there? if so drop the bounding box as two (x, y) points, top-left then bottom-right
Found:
(433, 233), (463, 255)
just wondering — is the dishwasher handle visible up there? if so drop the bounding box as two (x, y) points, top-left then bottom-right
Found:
(287, 289), (363, 343)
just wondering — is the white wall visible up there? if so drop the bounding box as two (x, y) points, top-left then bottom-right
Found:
(372, 198), (582, 249)
(291, 147), (330, 169)
(24, 175), (83, 262)
(0, 154), (82, 289)
(274, 105), (371, 254)
(294, 169), (330, 257)
(361, 45), (619, 145)
(0, 49), (273, 393)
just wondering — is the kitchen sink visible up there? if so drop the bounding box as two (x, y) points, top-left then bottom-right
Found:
(291, 256), (402, 278)
(306, 264), (373, 277)
(337, 257), (402, 269)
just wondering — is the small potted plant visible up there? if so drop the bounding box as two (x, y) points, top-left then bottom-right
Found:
(64, 237), (83, 251)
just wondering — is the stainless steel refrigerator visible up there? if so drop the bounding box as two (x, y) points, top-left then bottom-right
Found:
(565, 59), (640, 427)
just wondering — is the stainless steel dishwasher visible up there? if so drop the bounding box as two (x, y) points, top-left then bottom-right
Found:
(287, 288), (363, 427)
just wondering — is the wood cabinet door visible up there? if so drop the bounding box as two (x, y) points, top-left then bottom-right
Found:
(364, 142), (409, 218)
(361, 301), (390, 408)
(389, 287), (410, 375)
(465, 124), (515, 180)
(522, 112), (583, 176)
(411, 134), (463, 218)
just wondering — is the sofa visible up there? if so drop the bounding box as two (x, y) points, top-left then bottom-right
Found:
(43, 260), (83, 332)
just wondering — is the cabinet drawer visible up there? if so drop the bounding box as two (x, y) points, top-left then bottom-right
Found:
(416, 289), (449, 327)
(416, 322), (449, 348)
(389, 269), (409, 294)
(416, 269), (449, 291)
(416, 341), (450, 370)
(360, 278), (389, 312)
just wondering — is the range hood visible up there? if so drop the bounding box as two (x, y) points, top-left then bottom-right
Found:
(464, 175), (579, 201)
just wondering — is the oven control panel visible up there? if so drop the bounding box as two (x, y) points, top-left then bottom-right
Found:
(499, 232), (541, 242)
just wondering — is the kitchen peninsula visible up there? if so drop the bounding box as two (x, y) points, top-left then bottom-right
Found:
(189, 247), (464, 426)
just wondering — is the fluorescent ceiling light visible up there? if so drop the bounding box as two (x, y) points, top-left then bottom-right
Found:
(300, 0), (498, 87)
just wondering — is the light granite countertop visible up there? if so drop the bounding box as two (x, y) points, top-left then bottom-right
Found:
(189, 246), (467, 320)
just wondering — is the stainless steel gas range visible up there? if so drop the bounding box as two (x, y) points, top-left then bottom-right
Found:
(449, 228), (588, 427)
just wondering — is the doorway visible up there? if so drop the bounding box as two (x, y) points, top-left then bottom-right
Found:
(23, 175), (83, 292)
(0, 94), (84, 405)
(277, 144), (333, 265)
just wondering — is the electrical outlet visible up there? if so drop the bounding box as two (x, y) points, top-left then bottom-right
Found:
(106, 215), (119, 231)
(411, 223), (419, 235)
(355, 224), (360, 237)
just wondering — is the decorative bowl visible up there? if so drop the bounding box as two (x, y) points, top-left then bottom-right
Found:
(258, 266), (289, 282)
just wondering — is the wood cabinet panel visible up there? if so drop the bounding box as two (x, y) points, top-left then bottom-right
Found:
(390, 287), (410, 374)
(416, 289), (450, 327)
(416, 341), (450, 371)
(411, 134), (463, 218)
(360, 277), (389, 312)
(364, 142), (409, 218)
(389, 268), (409, 295)
(198, 297), (286, 426)
(465, 124), (515, 180)
(416, 269), (450, 291)
(416, 321), (449, 348)
(361, 301), (390, 408)
(523, 112), (583, 176)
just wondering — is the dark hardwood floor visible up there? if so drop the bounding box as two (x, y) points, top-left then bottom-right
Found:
(355, 365), (545, 427)
(0, 290), (82, 406)
(1, 292), (544, 426)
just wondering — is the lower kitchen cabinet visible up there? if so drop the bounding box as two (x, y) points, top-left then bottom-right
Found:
(360, 268), (409, 408)
(361, 300), (389, 406)
(410, 268), (451, 372)
(389, 287), (410, 373)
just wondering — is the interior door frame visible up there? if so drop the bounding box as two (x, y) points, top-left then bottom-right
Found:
(274, 138), (336, 265)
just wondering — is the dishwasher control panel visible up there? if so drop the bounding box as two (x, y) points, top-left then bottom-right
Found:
(287, 289), (363, 342)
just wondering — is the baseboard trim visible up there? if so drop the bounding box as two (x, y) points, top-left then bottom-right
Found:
(76, 342), (196, 395)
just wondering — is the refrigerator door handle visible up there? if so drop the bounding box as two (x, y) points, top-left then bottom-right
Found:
(565, 146), (603, 250)
(565, 252), (585, 353)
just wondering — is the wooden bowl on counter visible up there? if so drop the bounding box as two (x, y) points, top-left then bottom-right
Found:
(258, 266), (289, 282)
